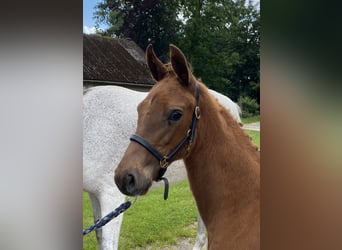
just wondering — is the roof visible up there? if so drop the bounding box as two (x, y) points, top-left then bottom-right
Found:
(83, 34), (155, 86)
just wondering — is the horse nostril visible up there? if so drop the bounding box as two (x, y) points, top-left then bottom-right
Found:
(124, 173), (136, 194)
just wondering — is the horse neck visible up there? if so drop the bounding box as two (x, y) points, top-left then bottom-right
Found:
(184, 84), (260, 221)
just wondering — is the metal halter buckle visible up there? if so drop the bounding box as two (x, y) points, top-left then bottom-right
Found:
(195, 106), (200, 119)
(160, 157), (169, 168)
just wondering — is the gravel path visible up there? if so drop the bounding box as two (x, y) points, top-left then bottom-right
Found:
(243, 122), (260, 131)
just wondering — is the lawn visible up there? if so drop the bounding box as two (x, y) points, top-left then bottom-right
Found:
(246, 130), (260, 148)
(241, 115), (260, 124)
(83, 192), (97, 249)
(243, 115), (260, 148)
(83, 180), (198, 250)
(118, 180), (197, 249)
(83, 130), (260, 249)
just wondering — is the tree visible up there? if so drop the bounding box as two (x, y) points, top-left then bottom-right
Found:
(94, 0), (182, 61)
(178, 0), (260, 103)
(94, 0), (260, 105)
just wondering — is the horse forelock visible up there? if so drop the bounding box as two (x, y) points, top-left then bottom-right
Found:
(159, 62), (194, 80)
(164, 63), (173, 72)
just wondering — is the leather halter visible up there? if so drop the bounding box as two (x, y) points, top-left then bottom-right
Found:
(130, 83), (200, 181)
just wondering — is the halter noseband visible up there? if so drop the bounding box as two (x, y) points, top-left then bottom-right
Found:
(130, 83), (200, 182)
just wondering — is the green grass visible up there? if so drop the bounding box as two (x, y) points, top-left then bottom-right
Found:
(119, 180), (197, 249)
(246, 130), (260, 148)
(242, 115), (260, 149)
(83, 180), (197, 250)
(241, 115), (260, 124)
(83, 192), (98, 250)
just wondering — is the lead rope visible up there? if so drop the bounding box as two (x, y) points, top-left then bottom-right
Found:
(83, 178), (168, 236)
(158, 177), (169, 200)
(83, 197), (137, 236)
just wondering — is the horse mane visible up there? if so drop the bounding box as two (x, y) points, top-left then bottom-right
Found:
(208, 91), (256, 149)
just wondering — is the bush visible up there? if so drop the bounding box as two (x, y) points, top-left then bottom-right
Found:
(238, 96), (260, 118)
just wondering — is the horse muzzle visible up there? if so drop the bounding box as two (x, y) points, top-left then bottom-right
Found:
(114, 167), (152, 196)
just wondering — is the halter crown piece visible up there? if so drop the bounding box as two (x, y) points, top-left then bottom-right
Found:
(130, 83), (200, 200)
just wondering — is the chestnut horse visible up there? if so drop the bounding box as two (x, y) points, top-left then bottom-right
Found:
(115, 45), (260, 249)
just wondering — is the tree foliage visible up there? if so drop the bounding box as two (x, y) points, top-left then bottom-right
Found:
(94, 0), (260, 104)
(94, 0), (182, 61)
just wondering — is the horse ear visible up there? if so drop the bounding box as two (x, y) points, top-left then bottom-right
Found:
(170, 44), (190, 86)
(146, 44), (166, 81)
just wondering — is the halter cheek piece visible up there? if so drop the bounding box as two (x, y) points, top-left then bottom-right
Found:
(129, 83), (200, 200)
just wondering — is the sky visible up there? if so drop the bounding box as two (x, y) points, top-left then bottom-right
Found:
(83, 0), (107, 34)
(83, 0), (260, 34)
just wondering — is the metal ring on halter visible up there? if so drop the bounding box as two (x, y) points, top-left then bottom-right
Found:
(195, 106), (200, 119)
(160, 156), (169, 168)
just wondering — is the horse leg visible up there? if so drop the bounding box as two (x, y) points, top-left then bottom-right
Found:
(88, 187), (125, 250)
(88, 192), (104, 248)
(193, 213), (208, 250)
(100, 182), (125, 250)
(98, 186), (125, 250)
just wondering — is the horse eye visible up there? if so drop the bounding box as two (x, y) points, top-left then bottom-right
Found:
(168, 110), (183, 122)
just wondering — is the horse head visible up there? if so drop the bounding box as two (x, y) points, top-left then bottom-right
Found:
(115, 44), (199, 196)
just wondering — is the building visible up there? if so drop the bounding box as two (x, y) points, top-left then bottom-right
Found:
(83, 34), (154, 91)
